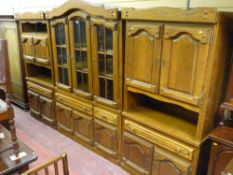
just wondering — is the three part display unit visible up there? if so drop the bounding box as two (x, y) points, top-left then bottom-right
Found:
(15, 1), (233, 175)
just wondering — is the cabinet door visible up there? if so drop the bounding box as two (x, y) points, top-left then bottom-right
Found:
(152, 147), (192, 175)
(122, 132), (153, 175)
(34, 34), (51, 66)
(72, 110), (93, 145)
(51, 18), (72, 92)
(160, 25), (212, 105)
(91, 18), (119, 108)
(68, 12), (92, 99)
(125, 22), (162, 93)
(55, 102), (73, 134)
(39, 96), (55, 125)
(94, 119), (118, 158)
(28, 90), (40, 117)
(208, 142), (233, 175)
(21, 35), (34, 62)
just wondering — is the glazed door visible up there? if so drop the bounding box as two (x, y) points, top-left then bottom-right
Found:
(122, 132), (153, 175)
(51, 18), (72, 91)
(91, 18), (119, 108)
(33, 34), (51, 66)
(56, 102), (73, 135)
(28, 90), (40, 117)
(125, 22), (162, 93)
(68, 12), (92, 99)
(152, 147), (192, 175)
(94, 119), (119, 158)
(21, 35), (34, 62)
(72, 110), (93, 145)
(160, 25), (212, 105)
(39, 96), (55, 126)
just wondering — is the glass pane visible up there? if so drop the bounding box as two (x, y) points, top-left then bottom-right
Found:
(75, 51), (81, 69)
(62, 48), (67, 66)
(106, 55), (113, 76)
(83, 73), (88, 92)
(97, 26), (104, 52)
(98, 54), (104, 76)
(107, 79), (113, 100)
(60, 24), (65, 45)
(58, 67), (63, 83)
(77, 71), (82, 90)
(55, 25), (60, 45)
(57, 47), (62, 65)
(106, 29), (113, 54)
(73, 19), (80, 48)
(63, 68), (69, 85)
(99, 78), (105, 98)
(80, 19), (86, 48)
(82, 52), (87, 70)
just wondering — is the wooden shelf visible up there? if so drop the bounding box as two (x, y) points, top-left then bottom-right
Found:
(123, 105), (199, 146)
(26, 75), (53, 88)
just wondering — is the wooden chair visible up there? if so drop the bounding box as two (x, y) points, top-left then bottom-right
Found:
(21, 153), (69, 175)
(0, 39), (18, 154)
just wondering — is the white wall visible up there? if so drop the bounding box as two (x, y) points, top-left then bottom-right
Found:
(1, 0), (233, 16)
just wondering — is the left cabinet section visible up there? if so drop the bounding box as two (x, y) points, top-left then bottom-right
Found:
(16, 12), (55, 127)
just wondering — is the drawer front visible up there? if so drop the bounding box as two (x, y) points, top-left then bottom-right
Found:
(56, 94), (92, 115)
(124, 120), (194, 160)
(27, 82), (53, 98)
(94, 107), (118, 126)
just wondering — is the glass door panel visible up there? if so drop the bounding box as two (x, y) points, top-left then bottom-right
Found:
(71, 16), (90, 94)
(96, 25), (114, 101)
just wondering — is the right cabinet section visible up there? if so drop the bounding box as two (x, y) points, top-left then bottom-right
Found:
(160, 26), (211, 105)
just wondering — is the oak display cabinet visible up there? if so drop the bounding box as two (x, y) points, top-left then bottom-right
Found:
(121, 8), (233, 175)
(47, 0), (123, 161)
(15, 12), (55, 127)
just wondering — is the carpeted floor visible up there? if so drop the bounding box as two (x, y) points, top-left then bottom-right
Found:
(13, 105), (129, 175)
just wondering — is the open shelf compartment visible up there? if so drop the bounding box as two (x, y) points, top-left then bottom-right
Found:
(123, 92), (199, 145)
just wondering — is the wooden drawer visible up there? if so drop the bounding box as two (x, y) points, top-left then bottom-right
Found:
(56, 94), (93, 115)
(27, 82), (53, 98)
(94, 107), (119, 126)
(124, 120), (194, 161)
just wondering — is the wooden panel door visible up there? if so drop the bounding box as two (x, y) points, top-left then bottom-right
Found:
(72, 110), (93, 145)
(122, 131), (153, 175)
(160, 25), (212, 105)
(28, 90), (40, 117)
(51, 18), (72, 92)
(39, 96), (55, 125)
(21, 35), (34, 62)
(34, 34), (51, 66)
(125, 22), (162, 93)
(208, 142), (233, 175)
(56, 102), (73, 135)
(94, 119), (119, 158)
(68, 12), (92, 99)
(91, 18), (120, 108)
(152, 147), (192, 175)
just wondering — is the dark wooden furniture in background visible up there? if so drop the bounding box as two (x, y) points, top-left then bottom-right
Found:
(0, 125), (37, 175)
(0, 16), (28, 109)
(207, 54), (233, 175)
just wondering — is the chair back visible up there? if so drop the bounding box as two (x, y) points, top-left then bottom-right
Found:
(21, 153), (69, 175)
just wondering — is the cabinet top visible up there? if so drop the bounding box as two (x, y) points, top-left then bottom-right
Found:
(46, 0), (119, 20)
(122, 7), (218, 23)
(15, 11), (45, 20)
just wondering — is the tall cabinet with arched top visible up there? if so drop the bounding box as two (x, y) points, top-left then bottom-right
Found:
(47, 0), (123, 161)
